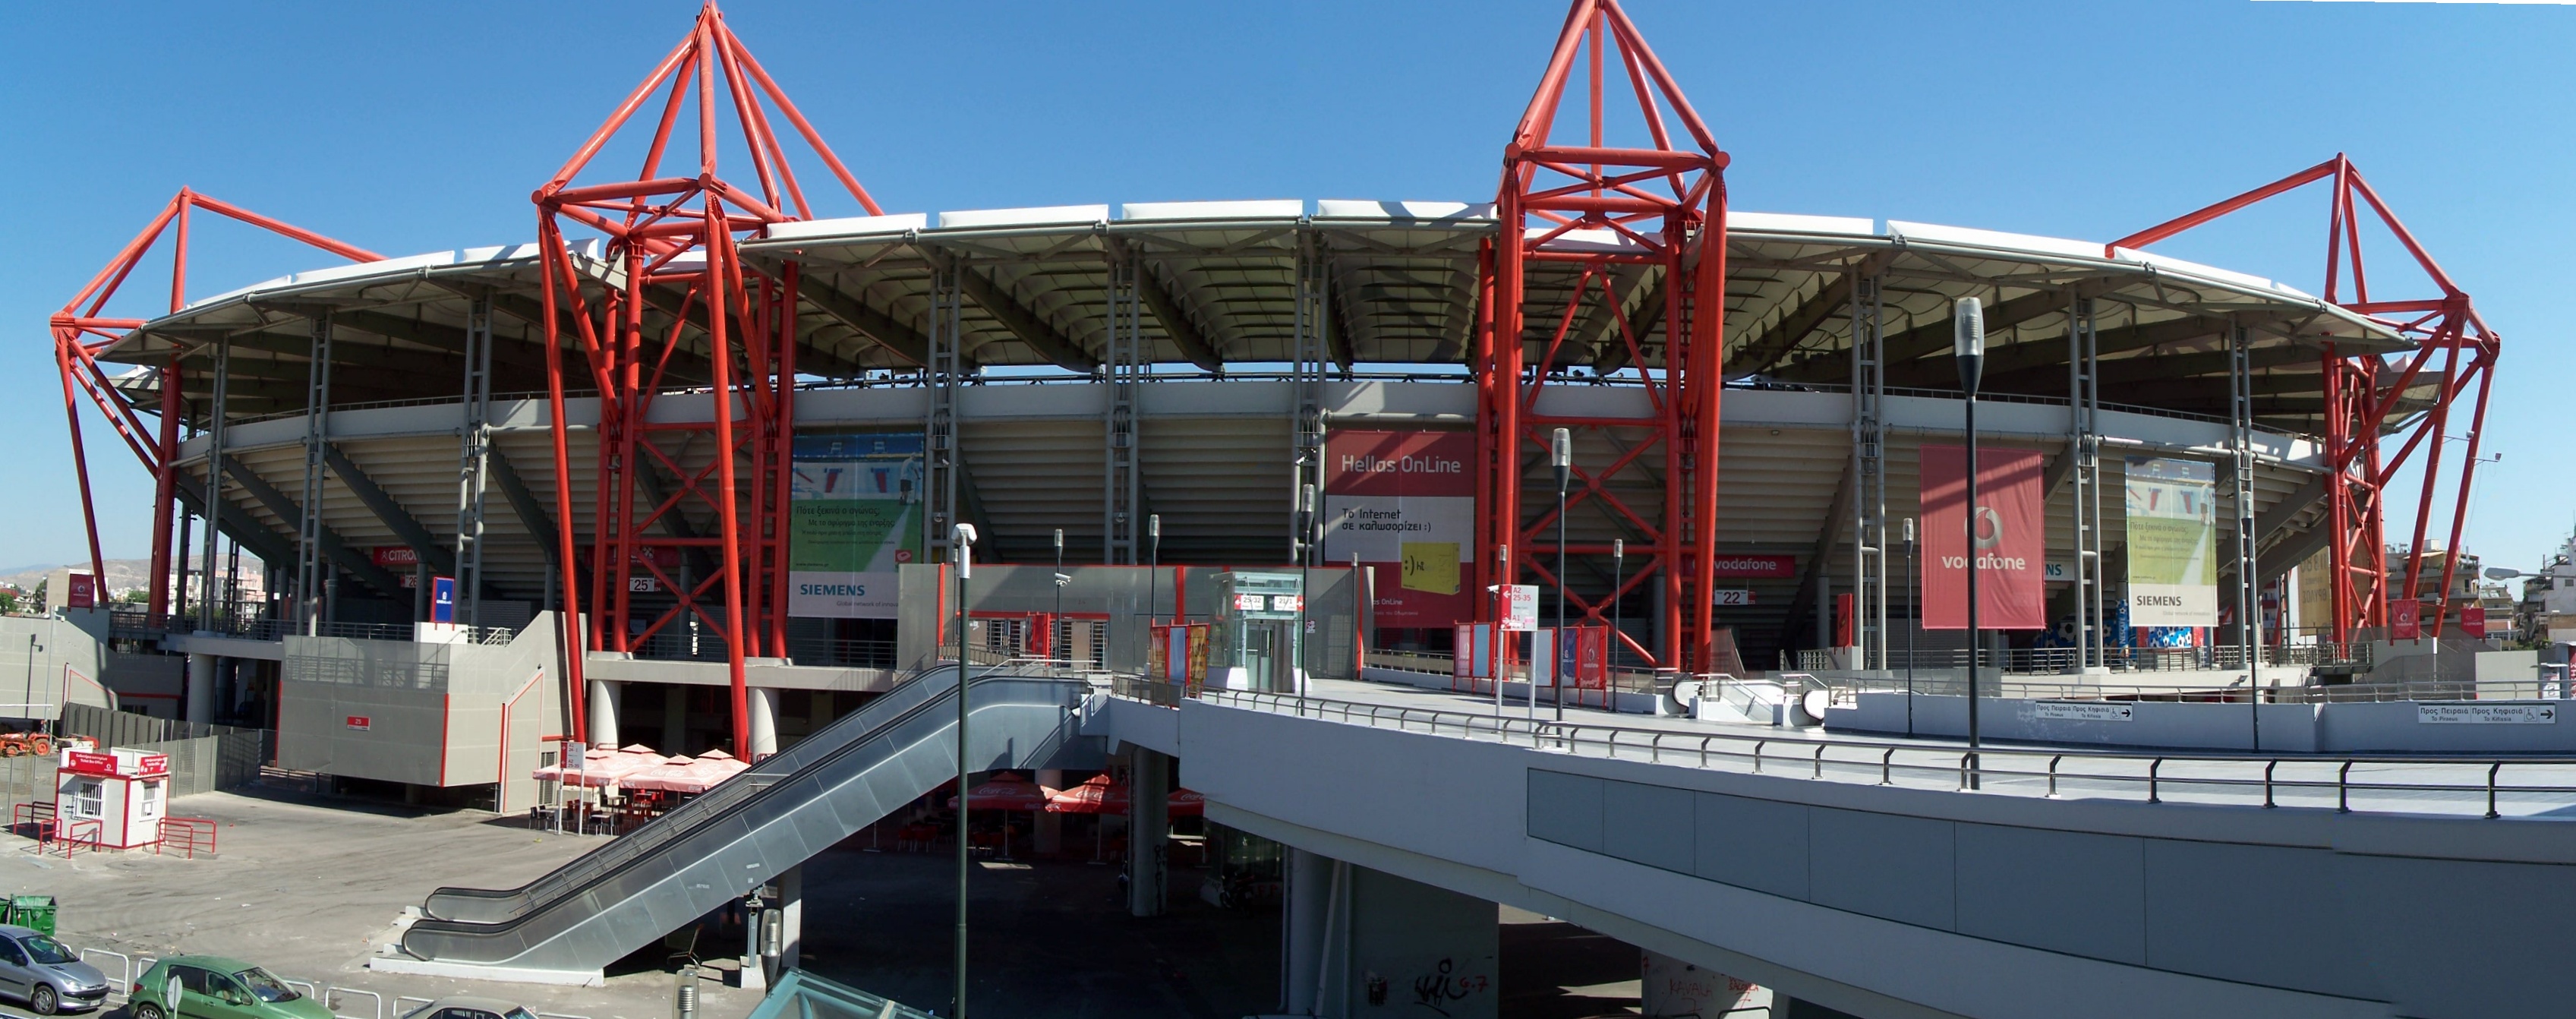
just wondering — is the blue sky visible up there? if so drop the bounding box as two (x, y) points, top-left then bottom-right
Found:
(3, 0), (2568, 573)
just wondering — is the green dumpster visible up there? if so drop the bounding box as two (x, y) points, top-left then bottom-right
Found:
(8, 895), (55, 935)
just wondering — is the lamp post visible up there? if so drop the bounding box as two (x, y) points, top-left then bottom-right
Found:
(1295, 488), (1313, 698)
(1903, 517), (1916, 737)
(1147, 513), (1162, 660)
(1610, 538), (1625, 673)
(1052, 528), (1065, 663)
(1954, 298), (1985, 787)
(949, 522), (978, 1019)
(1551, 428), (1572, 721)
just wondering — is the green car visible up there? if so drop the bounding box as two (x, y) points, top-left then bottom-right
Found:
(127, 956), (329, 1019)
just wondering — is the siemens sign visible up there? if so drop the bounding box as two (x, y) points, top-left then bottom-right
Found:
(798, 582), (869, 598)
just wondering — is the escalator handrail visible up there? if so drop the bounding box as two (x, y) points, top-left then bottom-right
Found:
(410, 664), (1080, 935)
(401, 672), (1074, 957)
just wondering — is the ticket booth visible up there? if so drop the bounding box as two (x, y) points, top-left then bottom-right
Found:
(1214, 572), (1304, 692)
(55, 748), (169, 850)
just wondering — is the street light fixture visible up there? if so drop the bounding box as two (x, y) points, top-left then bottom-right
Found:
(1052, 528), (1065, 662)
(948, 522), (977, 1019)
(1954, 297), (1985, 787)
(1551, 427), (1572, 721)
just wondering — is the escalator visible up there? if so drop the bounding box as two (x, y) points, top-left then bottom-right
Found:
(388, 665), (1095, 979)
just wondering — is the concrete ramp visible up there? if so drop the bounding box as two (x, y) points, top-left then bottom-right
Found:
(380, 668), (1092, 983)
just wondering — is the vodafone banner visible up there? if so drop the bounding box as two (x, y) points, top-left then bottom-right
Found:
(1323, 430), (1475, 626)
(1919, 444), (2045, 630)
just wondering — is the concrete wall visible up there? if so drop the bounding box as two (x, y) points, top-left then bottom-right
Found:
(0, 611), (117, 721)
(1830, 691), (2576, 754)
(279, 616), (566, 807)
(1165, 696), (2576, 1019)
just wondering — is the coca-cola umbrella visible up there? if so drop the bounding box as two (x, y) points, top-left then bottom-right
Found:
(949, 771), (1048, 857)
(951, 771), (1052, 811)
(625, 749), (751, 795)
(1042, 774), (1130, 815)
(535, 745), (670, 788)
(1168, 787), (1205, 818)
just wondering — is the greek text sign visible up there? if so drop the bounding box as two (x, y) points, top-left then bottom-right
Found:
(2030, 701), (2135, 723)
(2417, 703), (2556, 725)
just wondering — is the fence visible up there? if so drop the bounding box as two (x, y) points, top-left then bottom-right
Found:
(58, 702), (271, 797)
(1180, 688), (2576, 819)
(1797, 643), (2365, 675)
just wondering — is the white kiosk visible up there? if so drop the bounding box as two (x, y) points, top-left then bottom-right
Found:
(56, 748), (169, 850)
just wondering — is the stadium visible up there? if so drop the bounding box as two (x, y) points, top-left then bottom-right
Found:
(44, 1), (2495, 770)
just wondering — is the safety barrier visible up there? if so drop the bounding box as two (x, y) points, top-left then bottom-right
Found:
(75, 948), (132, 996)
(156, 816), (218, 858)
(1185, 688), (2576, 819)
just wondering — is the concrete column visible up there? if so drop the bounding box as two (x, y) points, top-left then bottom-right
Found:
(1641, 950), (1768, 1018)
(774, 863), (803, 980)
(1127, 745), (1171, 917)
(184, 654), (216, 724)
(661, 683), (686, 752)
(1283, 862), (1499, 1019)
(747, 686), (780, 759)
(1034, 768), (1064, 855)
(587, 679), (621, 749)
(1281, 848), (1343, 1016)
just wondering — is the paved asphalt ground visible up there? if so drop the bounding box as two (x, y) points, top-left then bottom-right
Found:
(0, 780), (1654, 1019)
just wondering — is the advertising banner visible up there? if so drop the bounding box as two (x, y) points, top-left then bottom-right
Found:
(1919, 444), (2046, 629)
(789, 432), (925, 618)
(2124, 456), (2218, 626)
(1322, 430), (1475, 626)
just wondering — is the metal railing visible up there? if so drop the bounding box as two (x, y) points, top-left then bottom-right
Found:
(1364, 649), (1667, 697)
(1162, 688), (2576, 819)
(1836, 674), (2563, 705)
(1800, 642), (2366, 675)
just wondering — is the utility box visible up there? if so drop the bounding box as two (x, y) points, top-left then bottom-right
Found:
(55, 748), (169, 850)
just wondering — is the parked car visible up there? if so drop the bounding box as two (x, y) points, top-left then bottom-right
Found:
(0, 923), (109, 1014)
(397, 995), (538, 1019)
(127, 956), (328, 1019)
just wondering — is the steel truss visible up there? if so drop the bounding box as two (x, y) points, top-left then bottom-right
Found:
(47, 189), (384, 620)
(1480, 0), (1729, 673)
(2115, 155), (2498, 645)
(533, 2), (879, 752)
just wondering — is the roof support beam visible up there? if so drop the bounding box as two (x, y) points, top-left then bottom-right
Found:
(1781, 456), (1859, 649)
(1775, 287), (2073, 383)
(320, 443), (506, 601)
(1138, 263), (1225, 372)
(216, 453), (406, 598)
(1729, 276), (1846, 379)
(957, 265), (1099, 372)
(1588, 272), (1666, 374)
(171, 476), (298, 573)
(796, 275), (930, 367)
(487, 450), (560, 571)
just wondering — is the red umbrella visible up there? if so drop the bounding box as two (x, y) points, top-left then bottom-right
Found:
(951, 771), (1050, 812)
(1168, 787), (1205, 818)
(1042, 774), (1130, 815)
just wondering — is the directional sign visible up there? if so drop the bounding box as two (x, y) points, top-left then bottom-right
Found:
(2417, 703), (2556, 725)
(1502, 585), (1539, 632)
(2031, 701), (2135, 723)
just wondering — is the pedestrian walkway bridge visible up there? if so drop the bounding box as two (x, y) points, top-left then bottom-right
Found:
(1094, 677), (2576, 1019)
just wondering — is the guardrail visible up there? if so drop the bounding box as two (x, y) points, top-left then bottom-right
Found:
(157, 816), (217, 858)
(1176, 688), (2576, 819)
(1836, 674), (2565, 705)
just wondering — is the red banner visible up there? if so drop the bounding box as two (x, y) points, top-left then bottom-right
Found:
(2390, 600), (2420, 640)
(1919, 445), (2046, 630)
(2460, 604), (2486, 638)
